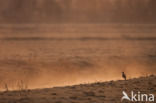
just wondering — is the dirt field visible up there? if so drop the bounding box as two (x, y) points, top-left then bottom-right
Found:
(0, 75), (155, 103)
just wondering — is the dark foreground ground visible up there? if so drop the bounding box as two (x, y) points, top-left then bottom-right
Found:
(0, 75), (156, 103)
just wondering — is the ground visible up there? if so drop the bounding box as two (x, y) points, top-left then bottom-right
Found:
(0, 75), (155, 103)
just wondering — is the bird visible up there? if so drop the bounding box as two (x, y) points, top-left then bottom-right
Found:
(122, 72), (127, 80)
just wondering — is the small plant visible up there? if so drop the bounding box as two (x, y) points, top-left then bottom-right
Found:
(17, 80), (28, 97)
(4, 83), (9, 92)
(17, 80), (28, 91)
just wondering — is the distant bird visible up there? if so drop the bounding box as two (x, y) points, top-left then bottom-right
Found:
(122, 72), (127, 80)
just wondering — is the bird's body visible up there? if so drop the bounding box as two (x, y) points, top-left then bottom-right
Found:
(122, 72), (126, 80)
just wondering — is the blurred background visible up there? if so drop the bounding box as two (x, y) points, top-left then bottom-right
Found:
(0, 0), (156, 90)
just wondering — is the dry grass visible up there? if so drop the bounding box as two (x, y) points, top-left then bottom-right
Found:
(0, 75), (155, 103)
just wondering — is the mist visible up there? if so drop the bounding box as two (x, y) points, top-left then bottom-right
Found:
(0, 1), (156, 90)
(0, 0), (156, 23)
(0, 24), (156, 90)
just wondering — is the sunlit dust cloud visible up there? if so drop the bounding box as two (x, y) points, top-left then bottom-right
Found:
(0, 56), (156, 90)
(0, 24), (156, 90)
(0, 0), (156, 91)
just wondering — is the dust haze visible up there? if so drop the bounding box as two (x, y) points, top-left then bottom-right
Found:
(0, 0), (156, 23)
(0, 0), (156, 90)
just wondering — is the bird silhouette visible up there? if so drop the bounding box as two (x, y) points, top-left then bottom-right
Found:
(122, 72), (126, 80)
